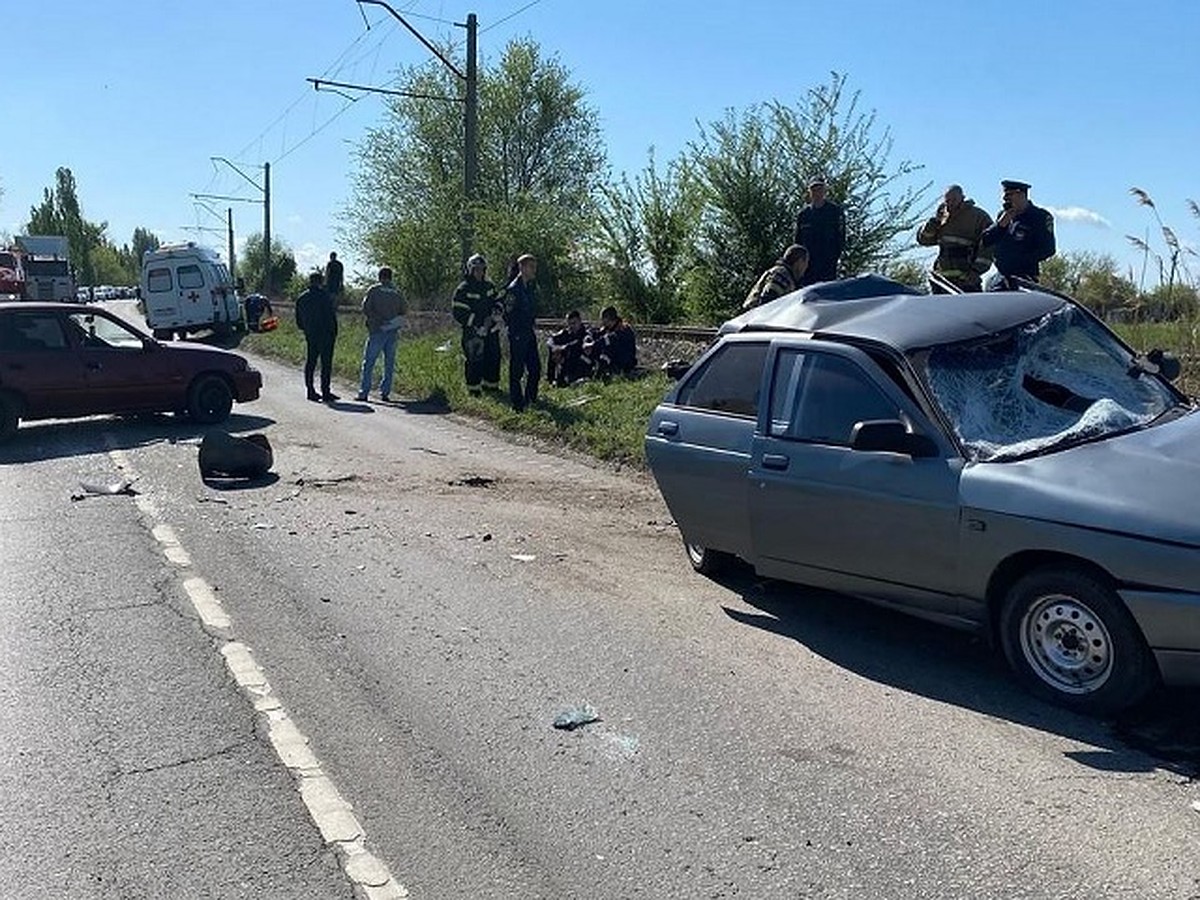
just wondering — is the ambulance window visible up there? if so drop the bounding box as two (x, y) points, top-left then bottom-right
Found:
(177, 265), (204, 290)
(147, 267), (173, 293)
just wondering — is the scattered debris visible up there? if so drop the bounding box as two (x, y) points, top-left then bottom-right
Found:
(1192, 800), (1200, 814)
(510, 553), (536, 562)
(71, 478), (140, 501)
(411, 446), (446, 456)
(196, 495), (230, 505)
(252, 522), (275, 530)
(482, 533), (493, 542)
(199, 431), (273, 480)
(434, 340), (454, 352)
(563, 394), (600, 408)
(450, 475), (496, 488)
(344, 509), (358, 515)
(553, 704), (601, 731)
(294, 474), (357, 488)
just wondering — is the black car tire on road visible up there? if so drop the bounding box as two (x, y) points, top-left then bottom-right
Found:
(0, 393), (19, 442)
(1000, 566), (1158, 715)
(186, 374), (234, 424)
(684, 540), (735, 577)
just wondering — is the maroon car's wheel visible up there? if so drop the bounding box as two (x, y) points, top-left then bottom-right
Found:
(187, 375), (234, 424)
(999, 566), (1158, 715)
(0, 394), (19, 442)
(684, 539), (734, 576)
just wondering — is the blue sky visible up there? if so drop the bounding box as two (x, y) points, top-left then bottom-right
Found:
(1, 0), (1196, 288)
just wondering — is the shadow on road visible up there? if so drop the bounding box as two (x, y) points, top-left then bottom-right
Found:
(714, 564), (1200, 778)
(0, 412), (278, 465)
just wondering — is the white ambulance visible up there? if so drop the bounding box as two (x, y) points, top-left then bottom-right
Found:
(139, 242), (245, 339)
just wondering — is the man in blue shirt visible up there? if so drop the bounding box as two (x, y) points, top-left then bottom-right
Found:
(981, 179), (1056, 287)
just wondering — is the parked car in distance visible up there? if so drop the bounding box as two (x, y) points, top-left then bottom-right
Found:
(645, 276), (1200, 714)
(0, 302), (262, 440)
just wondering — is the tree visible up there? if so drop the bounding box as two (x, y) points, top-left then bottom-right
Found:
(240, 233), (297, 296)
(681, 73), (929, 321)
(1040, 251), (1137, 319)
(26, 167), (106, 287)
(348, 37), (606, 311)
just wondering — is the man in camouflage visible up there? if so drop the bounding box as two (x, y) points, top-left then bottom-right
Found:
(743, 244), (809, 310)
(916, 184), (994, 292)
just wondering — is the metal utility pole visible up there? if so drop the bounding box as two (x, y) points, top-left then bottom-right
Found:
(227, 208), (236, 283)
(263, 162), (272, 294)
(342, 2), (479, 264)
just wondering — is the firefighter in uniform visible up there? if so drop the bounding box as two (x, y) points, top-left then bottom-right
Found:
(916, 184), (994, 292)
(451, 254), (503, 396)
(980, 179), (1056, 287)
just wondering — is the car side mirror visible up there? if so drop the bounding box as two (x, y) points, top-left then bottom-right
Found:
(850, 419), (939, 457)
(1147, 348), (1182, 382)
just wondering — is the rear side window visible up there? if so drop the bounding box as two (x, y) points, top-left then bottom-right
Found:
(177, 265), (204, 290)
(0, 312), (68, 351)
(147, 267), (173, 293)
(676, 342), (769, 418)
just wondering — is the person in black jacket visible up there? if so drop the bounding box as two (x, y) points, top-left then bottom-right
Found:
(980, 179), (1056, 287)
(546, 309), (594, 387)
(592, 305), (637, 378)
(451, 254), (503, 396)
(504, 253), (541, 412)
(295, 271), (339, 402)
(794, 177), (846, 285)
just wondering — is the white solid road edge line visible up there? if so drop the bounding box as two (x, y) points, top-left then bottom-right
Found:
(112, 447), (410, 900)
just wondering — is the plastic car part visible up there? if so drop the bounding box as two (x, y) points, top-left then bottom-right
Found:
(186, 374), (234, 424)
(999, 566), (1158, 714)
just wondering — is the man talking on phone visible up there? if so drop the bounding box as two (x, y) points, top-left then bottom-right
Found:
(980, 179), (1056, 288)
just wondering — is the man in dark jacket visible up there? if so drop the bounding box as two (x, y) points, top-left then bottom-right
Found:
(324, 252), (344, 299)
(504, 253), (541, 412)
(295, 271), (339, 402)
(794, 178), (846, 285)
(592, 305), (637, 378)
(980, 179), (1056, 286)
(451, 254), (503, 396)
(546, 310), (594, 386)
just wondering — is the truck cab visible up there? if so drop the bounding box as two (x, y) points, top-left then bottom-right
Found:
(140, 242), (245, 339)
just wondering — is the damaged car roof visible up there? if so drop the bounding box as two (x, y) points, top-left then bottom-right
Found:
(721, 276), (1066, 351)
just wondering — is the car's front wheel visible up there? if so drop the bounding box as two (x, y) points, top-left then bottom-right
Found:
(187, 375), (234, 424)
(0, 393), (20, 442)
(1000, 566), (1157, 715)
(684, 539), (735, 577)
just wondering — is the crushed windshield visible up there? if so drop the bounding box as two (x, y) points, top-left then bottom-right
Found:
(921, 305), (1179, 461)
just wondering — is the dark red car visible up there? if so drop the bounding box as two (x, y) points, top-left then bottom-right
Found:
(0, 302), (262, 440)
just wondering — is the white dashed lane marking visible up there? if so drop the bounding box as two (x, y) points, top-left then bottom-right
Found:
(109, 445), (409, 900)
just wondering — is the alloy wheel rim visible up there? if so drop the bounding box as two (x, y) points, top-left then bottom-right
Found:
(1019, 592), (1113, 695)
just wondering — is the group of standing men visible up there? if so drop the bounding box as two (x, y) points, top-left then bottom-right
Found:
(918, 179), (1056, 291)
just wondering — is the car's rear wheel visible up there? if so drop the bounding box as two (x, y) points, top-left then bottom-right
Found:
(684, 539), (735, 576)
(187, 375), (234, 424)
(0, 394), (20, 442)
(999, 566), (1157, 715)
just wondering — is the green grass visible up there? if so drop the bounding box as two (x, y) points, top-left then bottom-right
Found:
(239, 317), (673, 468)
(239, 317), (1200, 469)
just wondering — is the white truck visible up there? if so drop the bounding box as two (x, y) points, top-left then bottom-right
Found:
(12, 235), (75, 301)
(139, 242), (245, 339)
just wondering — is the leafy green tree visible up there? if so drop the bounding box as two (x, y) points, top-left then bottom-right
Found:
(682, 74), (929, 321)
(348, 37), (606, 311)
(89, 242), (128, 286)
(26, 167), (106, 287)
(596, 150), (702, 322)
(239, 233), (297, 296)
(1039, 251), (1137, 319)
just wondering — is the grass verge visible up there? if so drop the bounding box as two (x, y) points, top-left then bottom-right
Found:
(239, 317), (672, 469)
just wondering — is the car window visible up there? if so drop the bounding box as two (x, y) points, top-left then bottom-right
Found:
(147, 267), (173, 293)
(768, 348), (807, 435)
(790, 354), (900, 445)
(67, 312), (146, 350)
(177, 265), (205, 290)
(0, 312), (68, 352)
(676, 342), (769, 418)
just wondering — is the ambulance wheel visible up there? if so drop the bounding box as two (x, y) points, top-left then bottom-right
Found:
(187, 375), (234, 424)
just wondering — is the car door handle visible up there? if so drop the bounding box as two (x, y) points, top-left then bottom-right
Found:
(657, 421), (679, 436)
(762, 453), (790, 471)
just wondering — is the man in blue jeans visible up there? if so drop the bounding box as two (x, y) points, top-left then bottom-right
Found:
(356, 266), (406, 402)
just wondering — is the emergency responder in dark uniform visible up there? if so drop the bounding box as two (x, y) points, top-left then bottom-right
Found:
(451, 254), (503, 396)
(916, 184), (994, 292)
(546, 310), (594, 386)
(504, 253), (541, 411)
(295, 271), (339, 402)
(592, 305), (638, 379)
(980, 179), (1056, 287)
(794, 177), (846, 285)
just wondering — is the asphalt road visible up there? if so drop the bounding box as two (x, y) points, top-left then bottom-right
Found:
(1, 342), (1199, 899)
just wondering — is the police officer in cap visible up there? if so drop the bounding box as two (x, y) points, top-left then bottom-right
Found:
(980, 179), (1056, 287)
